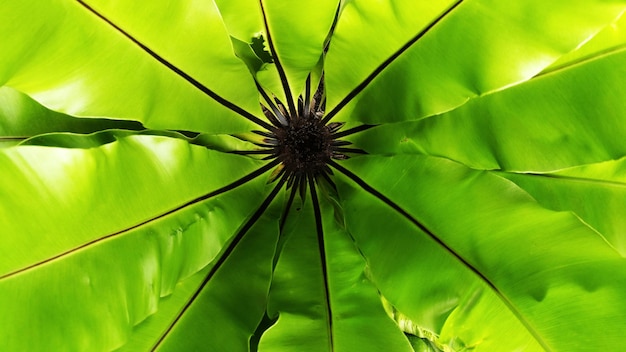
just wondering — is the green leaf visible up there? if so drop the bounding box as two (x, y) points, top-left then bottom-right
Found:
(258, 0), (338, 97)
(542, 11), (626, 74)
(3, 1), (626, 351)
(0, 135), (269, 350)
(325, 0), (626, 124)
(499, 157), (626, 256)
(259, 196), (412, 351)
(336, 154), (626, 351)
(0, 0), (262, 133)
(214, 0), (338, 107)
(114, 265), (212, 352)
(352, 47), (626, 171)
(0, 86), (143, 147)
(152, 208), (279, 352)
(115, 197), (280, 352)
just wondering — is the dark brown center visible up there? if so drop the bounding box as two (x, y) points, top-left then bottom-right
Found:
(275, 117), (331, 175)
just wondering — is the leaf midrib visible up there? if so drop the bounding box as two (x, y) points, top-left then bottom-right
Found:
(323, 0), (465, 123)
(150, 172), (287, 351)
(330, 159), (554, 352)
(74, 0), (273, 131)
(0, 160), (278, 281)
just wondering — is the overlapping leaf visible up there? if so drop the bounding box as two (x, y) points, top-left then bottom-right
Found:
(0, 86), (143, 148)
(2, 1), (626, 351)
(324, 0), (626, 124)
(351, 47), (626, 171)
(259, 196), (412, 352)
(0, 134), (270, 350)
(336, 155), (626, 351)
(0, 0), (262, 133)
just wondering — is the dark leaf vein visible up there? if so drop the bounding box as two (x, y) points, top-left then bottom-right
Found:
(258, 0), (298, 119)
(329, 159), (553, 352)
(309, 175), (334, 351)
(151, 171), (288, 350)
(75, 0), (273, 131)
(0, 159), (279, 281)
(323, 0), (464, 123)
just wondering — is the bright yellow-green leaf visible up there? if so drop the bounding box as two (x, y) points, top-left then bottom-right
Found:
(2, 1), (626, 351)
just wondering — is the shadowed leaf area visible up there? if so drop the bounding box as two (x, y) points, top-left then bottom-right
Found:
(1, 0), (626, 351)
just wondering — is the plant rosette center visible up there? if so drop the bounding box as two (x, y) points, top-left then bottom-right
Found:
(275, 118), (332, 175)
(250, 76), (366, 189)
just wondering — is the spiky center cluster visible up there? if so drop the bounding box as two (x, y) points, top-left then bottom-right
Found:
(251, 77), (360, 189)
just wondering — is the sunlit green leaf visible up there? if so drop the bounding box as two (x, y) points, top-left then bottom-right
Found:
(259, 197), (412, 351)
(337, 154), (626, 351)
(352, 48), (626, 171)
(2, 1), (626, 351)
(0, 0), (261, 133)
(0, 86), (143, 147)
(326, 0), (626, 124)
(0, 135), (268, 350)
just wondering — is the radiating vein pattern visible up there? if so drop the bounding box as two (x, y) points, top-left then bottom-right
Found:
(240, 74), (368, 197)
(3, 0), (626, 351)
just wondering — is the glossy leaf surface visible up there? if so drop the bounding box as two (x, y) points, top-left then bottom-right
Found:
(2, 1), (626, 351)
